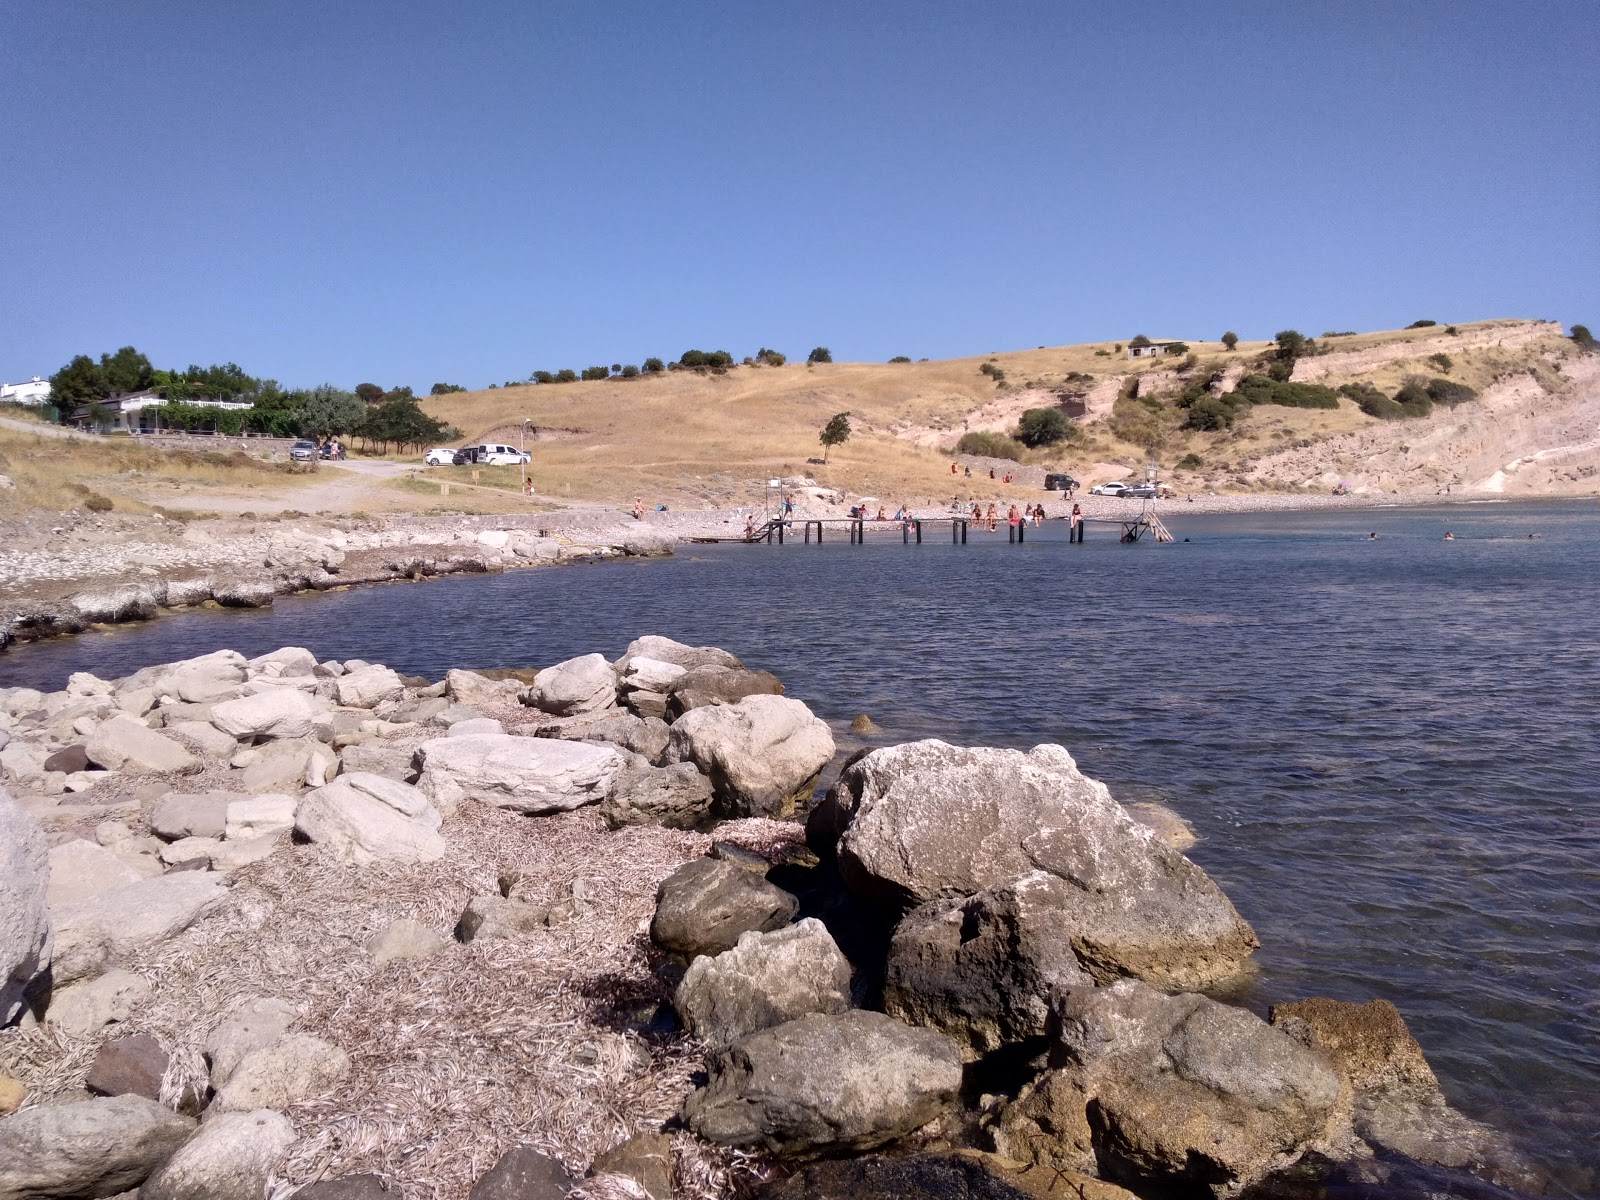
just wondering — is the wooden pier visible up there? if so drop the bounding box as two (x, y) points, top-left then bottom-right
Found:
(716, 509), (1174, 546)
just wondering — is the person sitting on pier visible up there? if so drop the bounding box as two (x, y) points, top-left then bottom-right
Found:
(1070, 503), (1083, 542)
(985, 503), (998, 532)
(744, 515), (757, 539)
(875, 506), (888, 521)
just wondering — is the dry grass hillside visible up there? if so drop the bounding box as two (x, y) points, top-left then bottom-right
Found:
(418, 319), (1597, 505)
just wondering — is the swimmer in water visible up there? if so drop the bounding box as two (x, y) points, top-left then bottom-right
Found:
(1368, 532), (1379, 540)
(1444, 532), (1454, 540)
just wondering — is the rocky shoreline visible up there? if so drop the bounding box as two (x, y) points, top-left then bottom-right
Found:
(0, 489), (1509, 656)
(0, 637), (1546, 1199)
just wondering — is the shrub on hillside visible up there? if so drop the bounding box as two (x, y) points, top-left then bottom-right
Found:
(1426, 377), (1476, 407)
(531, 371), (555, 384)
(1184, 396), (1234, 431)
(1393, 379), (1434, 417)
(1232, 374), (1339, 409)
(554, 369), (578, 384)
(620, 364), (640, 378)
(1339, 382), (1405, 420)
(1428, 352), (1453, 373)
(1570, 324), (1597, 353)
(979, 362), (1006, 383)
(807, 347), (832, 364)
(1015, 407), (1074, 447)
(888, 355), (911, 363)
(642, 357), (665, 373)
(1408, 319), (1438, 329)
(1177, 452), (1203, 469)
(756, 347), (787, 366)
(1221, 331), (1239, 351)
(955, 431), (1024, 461)
(1164, 342), (1190, 356)
(581, 366), (609, 381)
(429, 383), (466, 395)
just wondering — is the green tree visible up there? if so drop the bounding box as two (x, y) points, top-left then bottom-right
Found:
(99, 346), (154, 395)
(355, 398), (447, 453)
(642, 357), (665, 373)
(581, 366), (609, 381)
(1015, 407), (1074, 447)
(1221, 331), (1239, 351)
(1164, 342), (1190, 356)
(1273, 330), (1308, 361)
(355, 382), (384, 405)
(818, 411), (851, 461)
(298, 386), (366, 439)
(620, 364), (640, 378)
(1184, 396), (1234, 431)
(49, 355), (110, 409)
(888, 355), (912, 363)
(430, 382), (466, 395)
(554, 369), (578, 383)
(1128, 334), (1152, 349)
(1571, 324), (1597, 352)
(531, 371), (555, 384)
(756, 347), (787, 366)
(808, 346), (833, 364)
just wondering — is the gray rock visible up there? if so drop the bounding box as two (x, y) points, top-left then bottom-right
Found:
(666, 665), (785, 717)
(883, 874), (1096, 1058)
(294, 1176), (400, 1198)
(212, 1033), (349, 1111)
(366, 918), (449, 964)
(210, 835), (281, 872)
(665, 694), (834, 819)
(995, 980), (1348, 1197)
(682, 1010), (962, 1156)
(833, 741), (1258, 989)
(246, 646), (317, 679)
(650, 858), (798, 960)
(224, 794), (297, 840)
(454, 894), (550, 943)
(412, 734), (623, 816)
(213, 579), (275, 608)
(85, 1033), (169, 1100)
(46, 968), (152, 1036)
(576, 712), (671, 764)
(527, 653), (618, 716)
(205, 996), (300, 1087)
(233, 736), (326, 794)
(166, 720), (239, 759)
(51, 873), (227, 986)
(0, 1094), (194, 1200)
(0, 787), (50, 1024)
(336, 666), (406, 709)
(47, 837), (146, 905)
(618, 655), (686, 696)
(447, 717), (504, 737)
(675, 918), (851, 1047)
(296, 773), (445, 865)
(615, 635), (742, 676)
(149, 791), (238, 840)
(158, 836), (220, 869)
(139, 1108), (296, 1200)
(444, 668), (526, 710)
(337, 741), (414, 780)
(599, 752), (715, 829)
(467, 1145), (574, 1199)
(209, 689), (330, 742)
(621, 689), (669, 720)
(85, 716), (198, 775)
(43, 744), (90, 774)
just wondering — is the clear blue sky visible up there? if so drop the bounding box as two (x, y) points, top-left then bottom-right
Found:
(3, 1), (1596, 391)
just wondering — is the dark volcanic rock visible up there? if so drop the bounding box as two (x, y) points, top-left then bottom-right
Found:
(649, 858), (798, 959)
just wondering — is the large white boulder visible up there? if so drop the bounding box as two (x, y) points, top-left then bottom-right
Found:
(295, 773), (446, 865)
(246, 646), (317, 680)
(665, 694), (834, 818)
(526, 653), (618, 715)
(46, 840), (147, 906)
(209, 689), (330, 742)
(335, 665), (406, 709)
(224, 794), (297, 840)
(138, 1108), (296, 1200)
(0, 1095), (195, 1200)
(85, 716), (198, 775)
(50, 873), (228, 986)
(412, 734), (623, 815)
(0, 787), (51, 1024)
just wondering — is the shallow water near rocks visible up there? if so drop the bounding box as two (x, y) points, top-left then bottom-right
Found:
(5, 499), (1598, 1193)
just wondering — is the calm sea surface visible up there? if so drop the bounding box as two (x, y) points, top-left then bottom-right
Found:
(4, 500), (1598, 1191)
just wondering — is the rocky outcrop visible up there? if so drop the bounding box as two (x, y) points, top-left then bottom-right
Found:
(682, 1010), (962, 1155)
(336, 665), (406, 708)
(650, 858), (799, 960)
(295, 773), (446, 865)
(85, 715), (199, 774)
(832, 741), (1257, 988)
(0, 1094), (194, 1200)
(0, 788), (50, 1023)
(599, 751), (715, 829)
(139, 1108), (297, 1200)
(209, 688), (330, 742)
(616, 635), (742, 675)
(665, 694), (834, 818)
(884, 873), (1095, 1058)
(526, 653), (618, 715)
(675, 918), (852, 1047)
(994, 981), (1349, 1197)
(413, 734), (623, 815)
(666, 665), (785, 717)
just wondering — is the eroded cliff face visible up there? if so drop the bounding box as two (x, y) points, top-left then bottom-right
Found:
(1245, 350), (1600, 495)
(1288, 321), (1562, 382)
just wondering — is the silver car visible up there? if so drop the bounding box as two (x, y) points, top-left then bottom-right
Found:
(289, 440), (319, 463)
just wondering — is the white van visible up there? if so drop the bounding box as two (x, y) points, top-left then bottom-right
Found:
(475, 443), (530, 466)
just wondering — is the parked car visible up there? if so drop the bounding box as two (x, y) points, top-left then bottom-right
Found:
(289, 439), (319, 463)
(1089, 481), (1130, 496)
(424, 447), (458, 466)
(1123, 483), (1158, 499)
(474, 443), (530, 466)
(452, 447), (478, 466)
(1043, 473), (1079, 492)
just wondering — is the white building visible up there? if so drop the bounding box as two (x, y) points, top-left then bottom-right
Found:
(0, 377), (52, 406)
(1127, 341), (1185, 359)
(78, 391), (255, 433)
